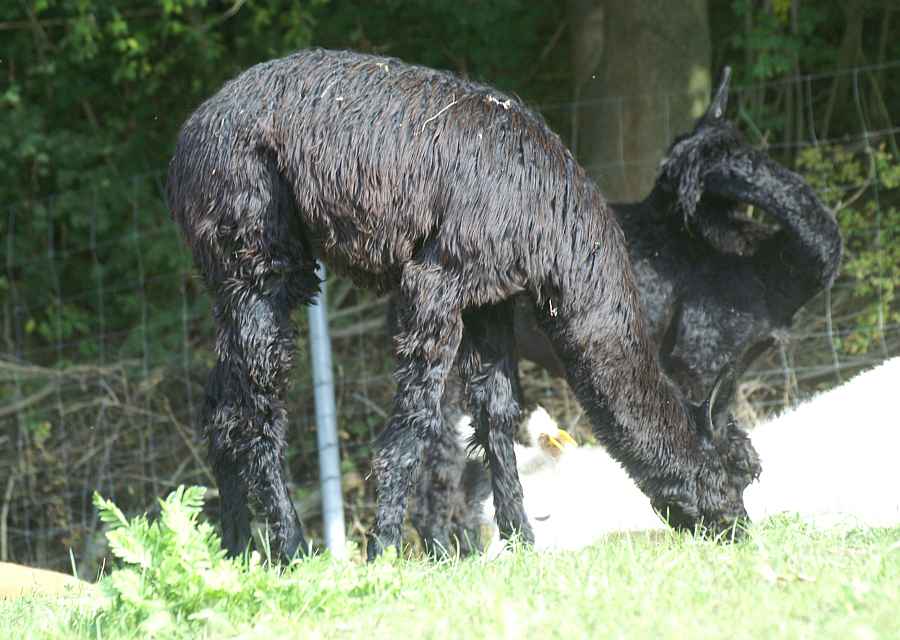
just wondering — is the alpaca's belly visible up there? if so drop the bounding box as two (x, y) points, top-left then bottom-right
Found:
(301, 202), (435, 293)
(301, 201), (526, 302)
(313, 232), (403, 292)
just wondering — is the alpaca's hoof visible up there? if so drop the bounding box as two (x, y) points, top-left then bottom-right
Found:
(498, 519), (535, 547)
(423, 534), (454, 561)
(366, 528), (400, 562)
(366, 536), (383, 561)
(281, 529), (311, 562)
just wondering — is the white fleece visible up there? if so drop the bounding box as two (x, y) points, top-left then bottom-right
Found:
(480, 357), (900, 552)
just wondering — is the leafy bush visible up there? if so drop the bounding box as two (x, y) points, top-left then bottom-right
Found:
(81, 486), (407, 638)
(797, 143), (900, 354)
(91, 486), (248, 636)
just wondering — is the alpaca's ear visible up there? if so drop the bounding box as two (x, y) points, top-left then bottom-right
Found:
(705, 66), (731, 121)
(702, 362), (739, 440)
(701, 339), (775, 439)
(665, 66), (732, 221)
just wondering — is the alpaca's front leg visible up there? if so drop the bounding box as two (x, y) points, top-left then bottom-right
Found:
(410, 374), (481, 558)
(367, 258), (464, 560)
(465, 301), (534, 545)
(409, 414), (466, 558)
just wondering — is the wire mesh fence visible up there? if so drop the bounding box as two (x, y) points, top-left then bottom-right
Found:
(1, 62), (898, 573)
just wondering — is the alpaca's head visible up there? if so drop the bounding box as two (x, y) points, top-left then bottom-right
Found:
(653, 67), (746, 226)
(651, 362), (762, 537)
(652, 66), (831, 261)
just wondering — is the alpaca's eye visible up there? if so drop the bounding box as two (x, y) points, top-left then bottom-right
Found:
(534, 514), (551, 522)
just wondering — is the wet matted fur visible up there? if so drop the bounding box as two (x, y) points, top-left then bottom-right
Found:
(411, 68), (842, 555)
(167, 49), (762, 561)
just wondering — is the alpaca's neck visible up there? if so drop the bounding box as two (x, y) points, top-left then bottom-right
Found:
(525, 180), (701, 491)
(565, 319), (695, 477)
(538, 260), (699, 490)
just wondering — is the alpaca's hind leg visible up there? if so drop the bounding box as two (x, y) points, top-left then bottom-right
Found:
(205, 268), (317, 560)
(463, 300), (534, 545)
(367, 259), (463, 560)
(213, 456), (251, 556)
(195, 153), (320, 561)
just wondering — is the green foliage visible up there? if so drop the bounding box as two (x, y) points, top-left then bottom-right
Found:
(91, 486), (236, 635)
(80, 485), (413, 637)
(0, 2), (326, 366)
(798, 144), (900, 354)
(309, 1), (566, 113)
(7, 489), (900, 638)
(89, 486), (270, 637)
(726, 0), (832, 82)
(712, 2), (898, 147)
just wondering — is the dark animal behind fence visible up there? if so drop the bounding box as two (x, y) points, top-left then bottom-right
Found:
(412, 69), (842, 555)
(167, 48), (759, 561)
(515, 68), (842, 400)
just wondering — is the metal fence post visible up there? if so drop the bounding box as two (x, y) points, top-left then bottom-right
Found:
(307, 264), (347, 559)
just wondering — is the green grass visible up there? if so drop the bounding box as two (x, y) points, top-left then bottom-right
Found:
(2, 487), (899, 639)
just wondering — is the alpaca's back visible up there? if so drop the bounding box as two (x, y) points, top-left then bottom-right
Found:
(167, 48), (591, 294)
(526, 446), (666, 550)
(744, 357), (900, 528)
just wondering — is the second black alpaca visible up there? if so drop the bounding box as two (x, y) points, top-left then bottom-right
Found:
(167, 49), (761, 562)
(412, 69), (842, 555)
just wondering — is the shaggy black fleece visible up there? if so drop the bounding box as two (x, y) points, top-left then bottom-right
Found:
(407, 374), (487, 557)
(411, 68), (842, 555)
(167, 49), (761, 561)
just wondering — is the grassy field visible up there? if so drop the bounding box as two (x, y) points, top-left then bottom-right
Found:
(2, 488), (899, 639)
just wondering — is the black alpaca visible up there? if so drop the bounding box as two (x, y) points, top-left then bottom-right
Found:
(412, 68), (842, 555)
(167, 49), (761, 562)
(408, 374), (488, 557)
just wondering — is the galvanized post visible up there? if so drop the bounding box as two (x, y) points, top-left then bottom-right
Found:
(307, 264), (347, 558)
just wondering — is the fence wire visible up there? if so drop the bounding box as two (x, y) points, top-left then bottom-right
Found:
(1, 62), (898, 572)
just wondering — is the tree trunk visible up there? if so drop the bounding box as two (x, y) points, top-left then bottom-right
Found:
(821, 0), (867, 139)
(569, 0), (711, 201)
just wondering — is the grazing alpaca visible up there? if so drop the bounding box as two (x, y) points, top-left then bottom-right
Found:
(413, 68), (842, 554)
(478, 358), (900, 552)
(167, 48), (759, 562)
